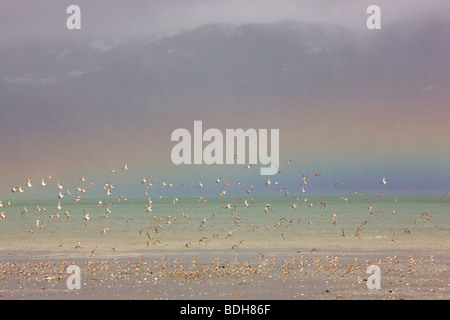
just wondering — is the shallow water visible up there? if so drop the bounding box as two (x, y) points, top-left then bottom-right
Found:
(1, 193), (448, 259)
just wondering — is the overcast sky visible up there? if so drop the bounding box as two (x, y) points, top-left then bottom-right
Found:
(0, 1), (449, 195)
(1, 0), (449, 43)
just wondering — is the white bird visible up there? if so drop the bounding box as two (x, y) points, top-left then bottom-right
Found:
(244, 200), (250, 207)
(57, 182), (63, 190)
(122, 163), (128, 171)
(380, 177), (387, 185)
(40, 178), (47, 187)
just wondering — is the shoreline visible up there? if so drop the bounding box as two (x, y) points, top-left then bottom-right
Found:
(0, 246), (448, 300)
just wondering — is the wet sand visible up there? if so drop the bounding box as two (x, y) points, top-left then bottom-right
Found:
(0, 247), (448, 300)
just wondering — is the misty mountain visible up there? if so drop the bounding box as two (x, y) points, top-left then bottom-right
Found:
(1, 17), (449, 125)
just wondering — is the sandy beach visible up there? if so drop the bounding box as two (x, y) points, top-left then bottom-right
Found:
(0, 247), (447, 300)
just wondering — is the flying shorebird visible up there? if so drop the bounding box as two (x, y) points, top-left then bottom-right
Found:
(64, 210), (71, 219)
(40, 178), (47, 187)
(100, 226), (111, 234)
(331, 212), (338, 225)
(84, 212), (90, 224)
(380, 177), (387, 185)
(90, 246), (98, 257)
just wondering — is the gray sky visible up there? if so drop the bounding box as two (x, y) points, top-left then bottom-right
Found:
(0, 0), (449, 194)
(1, 0), (449, 43)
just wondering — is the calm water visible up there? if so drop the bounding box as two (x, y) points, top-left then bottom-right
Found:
(1, 192), (448, 258)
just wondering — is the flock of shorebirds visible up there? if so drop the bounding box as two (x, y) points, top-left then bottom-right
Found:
(1, 160), (447, 255)
(0, 252), (440, 292)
